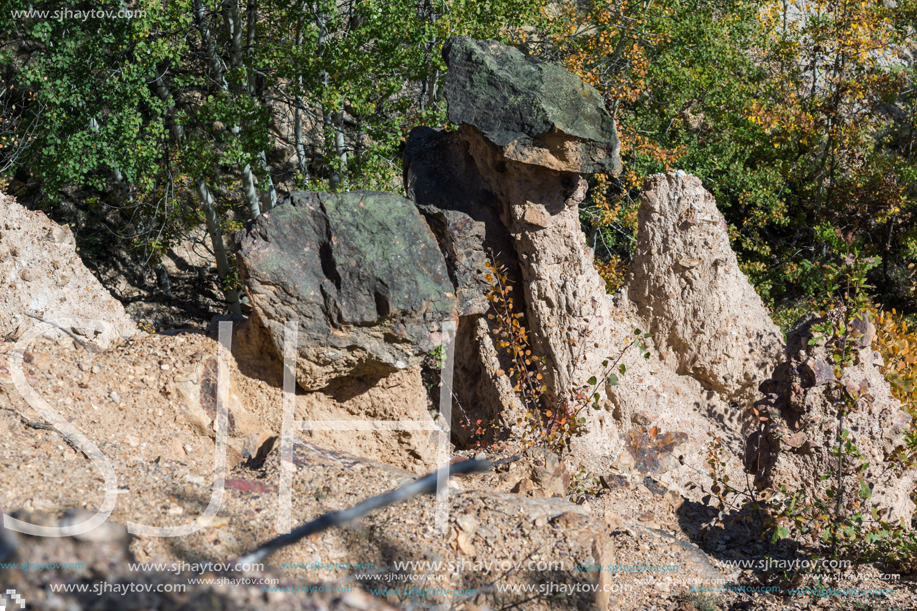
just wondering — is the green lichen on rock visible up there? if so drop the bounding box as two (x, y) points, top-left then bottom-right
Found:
(235, 190), (455, 390)
(443, 36), (621, 175)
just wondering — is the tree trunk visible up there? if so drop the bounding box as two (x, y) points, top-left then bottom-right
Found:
(332, 108), (347, 189)
(153, 68), (185, 142)
(199, 180), (243, 315)
(193, 0), (226, 90)
(111, 166), (133, 204)
(241, 163), (261, 219)
(294, 98), (309, 183)
(246, 0), (258, 94)
(223, 0), (246, 94)
(316, 3), (338, 189)
(257, 150), (276, 211)
(294, 3), (310, 184)
(224, 0), (273, 216)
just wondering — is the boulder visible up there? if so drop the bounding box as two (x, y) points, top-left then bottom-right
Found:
(442, 36), (621, 175)
(626, 172), (784, 406)
(749, 309), (916, 525)
(0, 191), (137, 349)
(235, 190), (456, 390)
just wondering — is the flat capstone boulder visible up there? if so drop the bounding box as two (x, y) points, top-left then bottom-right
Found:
(442, 35), (621, 175)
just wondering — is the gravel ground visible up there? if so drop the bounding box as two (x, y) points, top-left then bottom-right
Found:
(1, 332), (915, 611)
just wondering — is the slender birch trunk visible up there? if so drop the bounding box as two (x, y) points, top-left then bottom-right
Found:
(199, 180), (243, 316)
(194, 0), (243, 314)
(294, 2), (310, 184)
(153, 69), (185, 142)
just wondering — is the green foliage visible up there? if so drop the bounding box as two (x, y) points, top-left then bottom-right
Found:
(1, 0), (177, 195)
(4, 0), (915, 319)
(707, 251), (917, 571)
(535, 0), (917, 312)
(0, 0), (544, 308)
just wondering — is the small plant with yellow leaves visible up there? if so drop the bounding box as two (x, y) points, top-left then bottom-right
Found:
(479, 251), (646, 453)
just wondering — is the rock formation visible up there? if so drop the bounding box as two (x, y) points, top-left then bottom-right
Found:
(401, 38), (801, 504)
(234, 190), (453, 471)
(0, 192), (136, 348)
(234, 190), (456, 391)
(403, 125), (518, 318)
(403, 125), (527, 445)
(405, 36), (626, 458)
(625, 172), (784, 406)
(750, 309), (916, 525)
(441, 37), (622, 402)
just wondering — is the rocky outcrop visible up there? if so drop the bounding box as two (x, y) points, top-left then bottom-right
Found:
(235, 190), (456, 391)
(626, 172), (784, 406)
(403, 126), (525, 444)
(749, 309), (916, 525)
(0, 192), (136, 349)
(440, 36), (622, 398)
(403, 36), (626, 458)
(405, 38), (783, 484)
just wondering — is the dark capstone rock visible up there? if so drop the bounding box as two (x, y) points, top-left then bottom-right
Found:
(235, 190), (455, 390)
(442, 36), (621, 175)
(403, 126), (519, 316)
